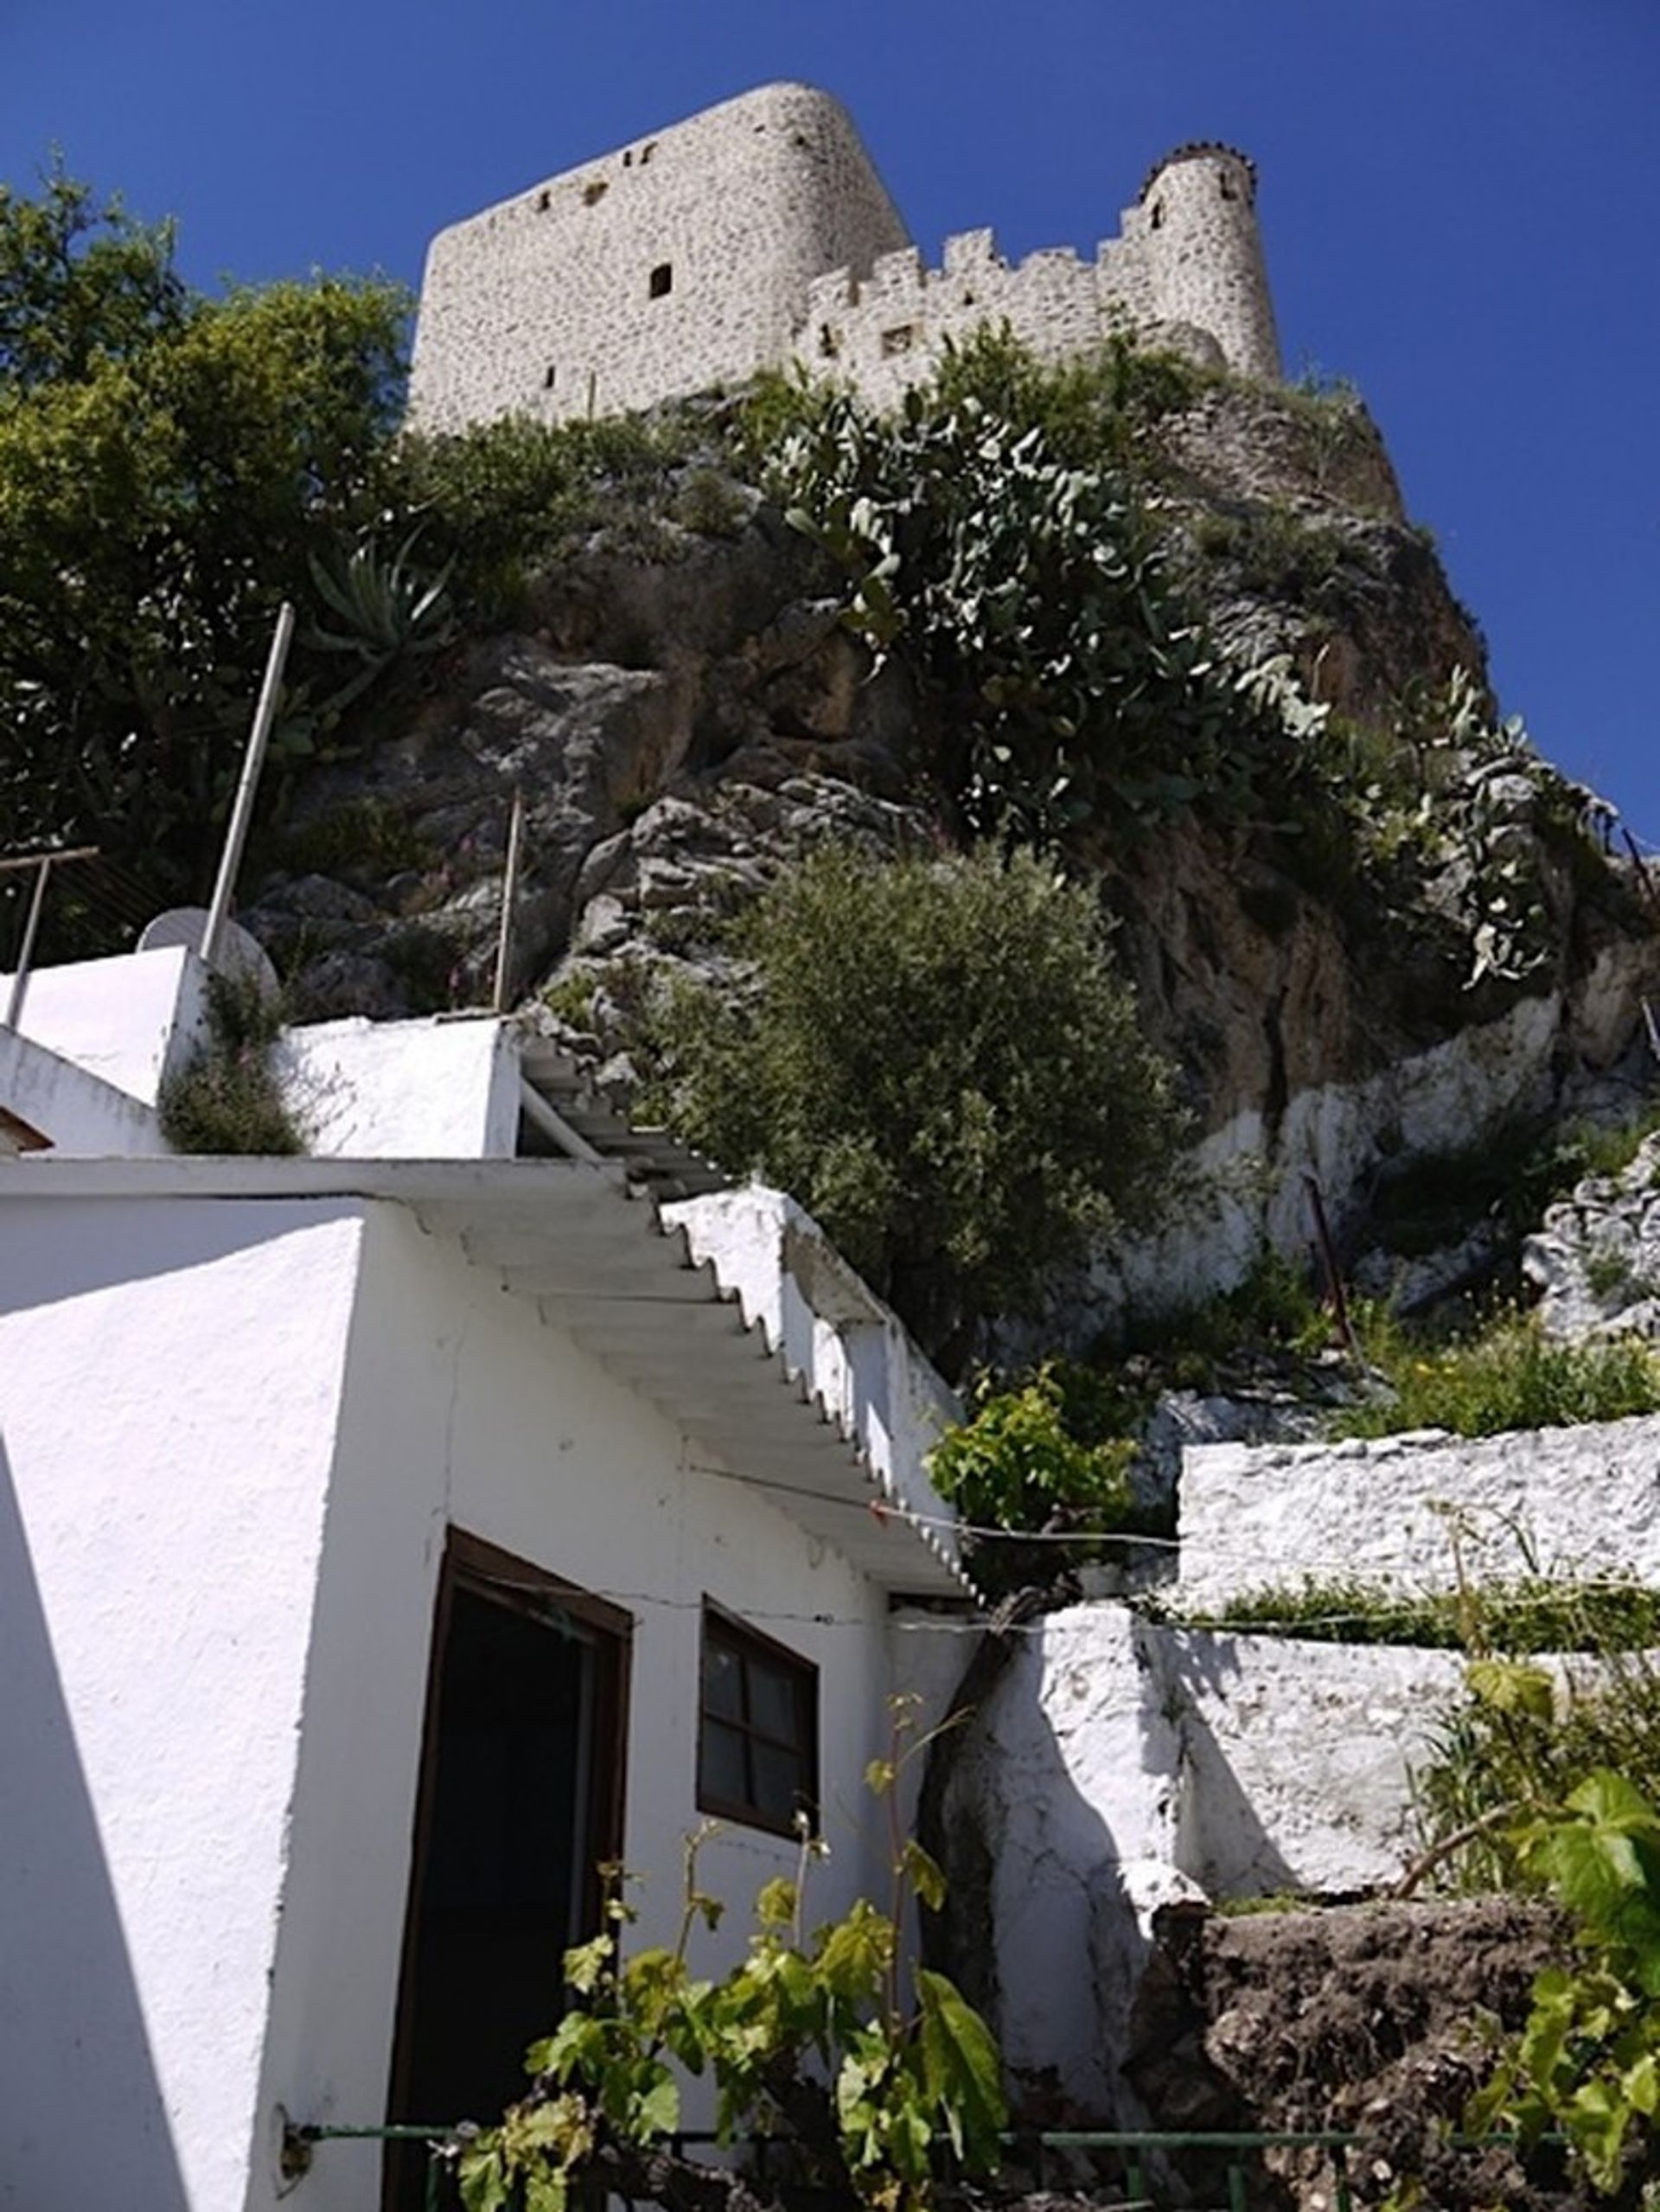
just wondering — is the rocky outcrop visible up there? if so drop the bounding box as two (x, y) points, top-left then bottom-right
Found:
(1527, 1132), (1660, 1339)
(239, 374), (1659, 1343)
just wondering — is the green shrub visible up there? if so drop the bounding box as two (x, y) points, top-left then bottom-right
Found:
(158, 969), (304, 1155)
(391, 411), (682, 620)
(641, 847), (1181, 1365)
(1126, 1251), (1330, 1384)
(929, 1362), (1138, 1536)
(1335, 1307), (1660, 1441)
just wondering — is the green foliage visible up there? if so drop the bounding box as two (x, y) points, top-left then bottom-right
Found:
(391, 409), (684, 622)
(1365, 1106), (1660, 1271)
(263, 795), (433, 883)
(0, 165), (409, 914)
(641, 846), (1182, 1362)
(305, 526), (456, 701)
(1334, 1306), (1660, 1442)
(1173, 1575), (1660, 1653)
(1469, 1773), (1660, 2193)
(1312, 667), (1606, 992)
(1125, 1250), (1331, 1385)
(928, 1362), (1138, 1536)
(754, 343), (1306, 848)
(458, 1720), (1006, 2212)
(0, 163), (186, 387)
(158, 969), (304, 1156)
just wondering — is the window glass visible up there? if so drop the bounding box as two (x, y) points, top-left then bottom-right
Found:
(747, 1661), (799, 1742)
(702, 1640), (744, 1722)
(697, 1608), (817, 1837)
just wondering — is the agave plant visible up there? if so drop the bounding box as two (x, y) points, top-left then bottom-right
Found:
(306, 526), (456, 677)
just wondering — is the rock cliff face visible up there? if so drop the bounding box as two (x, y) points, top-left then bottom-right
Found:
(242, 373), (1658, 1316)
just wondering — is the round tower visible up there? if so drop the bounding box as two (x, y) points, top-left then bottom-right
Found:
(1135, 143), (1280, 383)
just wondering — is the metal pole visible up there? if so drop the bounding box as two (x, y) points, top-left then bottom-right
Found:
(492, 787), (526, 1013)
(3, 855), (53, 1030)
(1305, 1171), (1363, 1365)
(200, 600), (295, 974)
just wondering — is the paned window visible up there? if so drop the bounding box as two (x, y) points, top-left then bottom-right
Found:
(697, 1606), (818, 1837)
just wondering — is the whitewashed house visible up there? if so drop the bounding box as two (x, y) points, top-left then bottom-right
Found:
(0, 946), (967, 2212)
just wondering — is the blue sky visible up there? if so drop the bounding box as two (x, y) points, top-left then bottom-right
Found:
(6, 0), (1657, 831)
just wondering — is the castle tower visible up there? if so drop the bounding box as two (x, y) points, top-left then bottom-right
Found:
(1127, 144), (1280, 382)
(408, 84), (910, 432)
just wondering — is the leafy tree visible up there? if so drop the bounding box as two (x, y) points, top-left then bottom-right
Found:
(0, 163), (409, 920)
(644, 847), (1181, 1368)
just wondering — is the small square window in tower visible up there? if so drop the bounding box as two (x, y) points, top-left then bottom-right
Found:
(697, 1604), (818, 1837)
(648, 262), (674, 300)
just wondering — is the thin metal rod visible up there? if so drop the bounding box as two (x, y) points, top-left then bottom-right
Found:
(0, 842), (100, 876)
(200, 600), (295, 974)
(1305, 1172), (1362, 1365)
(4, 857), (53, 1030)
(492, 787), (527, 1014)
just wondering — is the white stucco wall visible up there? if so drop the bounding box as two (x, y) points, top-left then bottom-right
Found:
(0, 1197), (365, 2212)
(254, 1201), (903, 2210)
(2, 946), (207, 1105)
(275, 1013), (520, 1158)
(1178, 1410), (1660, 1610)
(0, 1025), (162, 1154)
(3, 1185), (913, 2212)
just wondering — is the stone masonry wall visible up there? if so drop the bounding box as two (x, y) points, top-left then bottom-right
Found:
(1178, 1410), (1660, 1611)
(409, 84), (909, 432)
(409, 90), (1281, 433)
(1124, 144), (1281, 384)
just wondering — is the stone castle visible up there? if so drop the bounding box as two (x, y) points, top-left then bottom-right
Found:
(408, 82), (1281, 432)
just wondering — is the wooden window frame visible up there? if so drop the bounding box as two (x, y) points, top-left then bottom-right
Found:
(696, 1600), (819, 1839)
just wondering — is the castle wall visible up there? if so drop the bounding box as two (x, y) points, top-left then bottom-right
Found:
(798, 228), (1166, 412)
(408, 93), (1283, 434)
(408, 83), (909, 432)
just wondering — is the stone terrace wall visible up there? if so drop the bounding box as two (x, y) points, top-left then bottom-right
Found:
(1178, 1411), (1660, 1611)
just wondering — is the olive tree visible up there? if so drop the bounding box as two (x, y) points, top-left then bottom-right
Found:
(646, 847), (1181, 1370)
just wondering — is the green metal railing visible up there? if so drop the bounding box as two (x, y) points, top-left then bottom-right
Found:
(283, 2119), (1548, 2211)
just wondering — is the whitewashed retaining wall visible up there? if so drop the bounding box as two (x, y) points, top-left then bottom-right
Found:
(1179, 1410), (1660, 1610)
(0, 1025), (161, 1155)
(275, 1013), (520, 1158)
(2, 944), (207, 1104)
(896, 1603), (1471, 2119)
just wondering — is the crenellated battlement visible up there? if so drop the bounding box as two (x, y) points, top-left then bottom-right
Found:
(408, 86), (1280, 434)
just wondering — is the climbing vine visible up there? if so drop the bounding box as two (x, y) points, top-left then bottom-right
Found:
(456, 1712), (1006, 2212)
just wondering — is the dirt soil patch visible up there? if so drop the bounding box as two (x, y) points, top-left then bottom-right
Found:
(1121, 1896), (1618, 2212)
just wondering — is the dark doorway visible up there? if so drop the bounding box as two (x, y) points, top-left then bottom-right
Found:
(385, 1534), (629, 2209)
